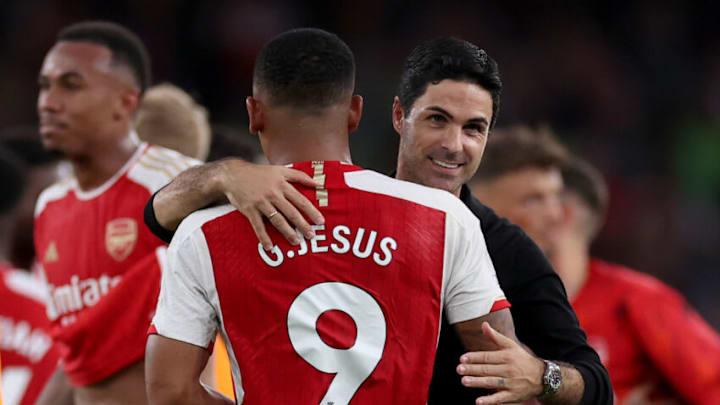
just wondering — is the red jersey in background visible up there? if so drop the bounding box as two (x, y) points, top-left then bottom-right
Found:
(34, 143), (198, 386)
(0, 263), (58, 405)
(573, 259), (720, 405)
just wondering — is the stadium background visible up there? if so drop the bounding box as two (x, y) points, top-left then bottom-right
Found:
(1, 0), (719, 330)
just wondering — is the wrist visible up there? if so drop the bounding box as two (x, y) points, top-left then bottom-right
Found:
(214, 158), (249, 196)
(537, 360), (563, 400)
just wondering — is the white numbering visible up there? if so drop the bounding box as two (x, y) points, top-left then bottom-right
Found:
(1, 366), (32, 405)
(287, 282), (386, 405)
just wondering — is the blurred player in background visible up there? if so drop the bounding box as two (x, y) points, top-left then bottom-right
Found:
(553, 156), (720, 405)
(135, 83), (212, 161)
(146, 37), (611, 404)
(145, 28), (515, 405)
(33, 21), (197, 405)
(0, 148), (62, 405)
(0, 128), (64, 272)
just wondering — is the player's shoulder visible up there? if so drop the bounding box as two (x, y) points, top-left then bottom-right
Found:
(34, 176), (75, 217)
(1, 267), (47, 304)
(344, 169), (479, 229)
(127, 143), (202, 193)
(173, 204), (237, 245)
(592, 259), (679, 298)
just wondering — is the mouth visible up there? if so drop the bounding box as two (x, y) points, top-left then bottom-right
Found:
(430, 158), (464, 170)
(39, 121), (68, 135)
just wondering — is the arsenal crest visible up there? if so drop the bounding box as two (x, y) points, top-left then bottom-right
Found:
(106, 218), (138, 261)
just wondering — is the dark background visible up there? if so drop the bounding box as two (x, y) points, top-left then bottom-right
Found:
(2, 0), (719, 328)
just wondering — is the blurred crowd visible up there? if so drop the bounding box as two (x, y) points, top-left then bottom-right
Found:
(1, 0), (718, 328)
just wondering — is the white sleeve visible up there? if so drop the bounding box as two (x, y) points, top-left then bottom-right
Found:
(151, 228), (220, 348)
(443, 214), (507, 325)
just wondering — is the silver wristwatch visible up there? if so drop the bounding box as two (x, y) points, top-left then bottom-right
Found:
(538, 360), (562, 400)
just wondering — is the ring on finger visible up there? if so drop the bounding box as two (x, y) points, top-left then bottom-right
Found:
(267, 210), (279, 219)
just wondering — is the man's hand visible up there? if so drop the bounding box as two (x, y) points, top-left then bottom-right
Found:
(217, 159), (324, 250)
(457, 322), (545, 405)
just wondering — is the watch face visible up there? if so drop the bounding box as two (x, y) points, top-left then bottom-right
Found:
(549, 366), (562, 390)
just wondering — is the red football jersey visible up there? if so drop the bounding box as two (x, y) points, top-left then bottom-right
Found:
(573, 259), (720, 405)
(152, 161), (509, 405)
(0, 263), (58, 405)
(33, 143), (198, 386)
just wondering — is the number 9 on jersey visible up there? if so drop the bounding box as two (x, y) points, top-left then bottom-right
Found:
(287, 282), (387, 405)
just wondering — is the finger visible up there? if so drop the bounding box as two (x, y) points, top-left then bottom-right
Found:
(259, 201), (300, 246)
(475, 390), (517, 405)
(457, 363), (508, 377)
(245, 210), (274, 251)
(271, 195), (314, 240)
(460, 351), (505, 365)
(482, 321), (516, 349)
(284, 168), (321, 188)
(461, 376), (510, 390)
(285, 185), (324, 225)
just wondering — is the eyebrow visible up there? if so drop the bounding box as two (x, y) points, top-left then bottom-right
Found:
(38, 71), (84, 82)
(425, 105), (489, 126)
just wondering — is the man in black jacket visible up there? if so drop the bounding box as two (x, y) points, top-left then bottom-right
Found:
(145, 37), (611, 404)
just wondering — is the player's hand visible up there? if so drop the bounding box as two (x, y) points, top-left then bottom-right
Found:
(217, 159), (324, 250)
(457, 322), (545, 404)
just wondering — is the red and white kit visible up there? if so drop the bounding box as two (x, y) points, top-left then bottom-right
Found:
(0, 263), (58, 405)
(34, 143), (198, 386)
(152, 161), (509, 405)
(573, 259), (720, 405)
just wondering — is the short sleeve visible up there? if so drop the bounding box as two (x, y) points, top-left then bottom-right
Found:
(151, 228), (219, 348)
(443, 215), (508, 324)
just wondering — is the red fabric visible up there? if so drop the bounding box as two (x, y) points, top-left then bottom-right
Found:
(203, 161), (447, 404)
(0, 264), (59, 405)
(33, 145), (166, 386)
(573, 259), (720, 405)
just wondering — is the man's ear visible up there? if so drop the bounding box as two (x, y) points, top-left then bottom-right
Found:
(347, 95), (363, 132)
(116, 89), (140, 121)
(246, 96), (264, 134)
(392, 96), (405, 136)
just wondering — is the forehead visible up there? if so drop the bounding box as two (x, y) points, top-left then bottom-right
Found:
(40, 41), (114, 77)
(494, 167), (564, 195)
(412, 79), (493, 119)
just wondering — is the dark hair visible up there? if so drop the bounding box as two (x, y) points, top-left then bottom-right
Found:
(0, 147), (26, 214)
(562, 156), (609, 220)
(472, 124), (568, 182)
(57, 21), (151, 94)
(1, 127), (62, 167)
(253, 28), (355, 109)
(398, 37), (502, 129)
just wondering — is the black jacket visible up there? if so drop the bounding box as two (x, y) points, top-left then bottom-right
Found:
(427, 185), (612, 404)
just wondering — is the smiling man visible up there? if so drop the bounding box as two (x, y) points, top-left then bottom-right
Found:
(145, 37), (611, 404)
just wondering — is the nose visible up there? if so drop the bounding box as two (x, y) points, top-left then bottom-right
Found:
(440, 126), (463, 154)
(545, 194), (564, 225)
(38, 86), (62, 113)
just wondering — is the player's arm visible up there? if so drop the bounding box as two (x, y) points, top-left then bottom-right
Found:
(145, 158), (322, 248)
(34, 365), (75, 405)
(628, 283), (720, 404)
(445, 213), (585, 405)
(455, 315), (585, 405)
(146, 335), (233, 405)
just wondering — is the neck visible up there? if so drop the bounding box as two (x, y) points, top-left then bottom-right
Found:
(71, 131), (139, 191)
(261, 113), (352, 165)
(550, 235), (590, 300)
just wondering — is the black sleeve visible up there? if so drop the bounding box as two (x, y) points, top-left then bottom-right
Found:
(429, 189), (612, 405)
(143, 190), (176, 244)
(500, 230), (612, 405)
